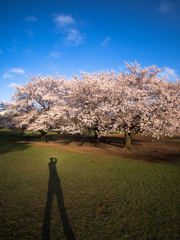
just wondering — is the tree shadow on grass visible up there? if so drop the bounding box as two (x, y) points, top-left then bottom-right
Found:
(0, 140), (32, 155)
(42, 158), (75, 240)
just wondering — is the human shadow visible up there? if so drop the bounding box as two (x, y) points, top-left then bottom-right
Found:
(42, 158), (75, 240)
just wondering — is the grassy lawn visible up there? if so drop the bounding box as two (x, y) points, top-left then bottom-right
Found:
(0, 131), (180, 239)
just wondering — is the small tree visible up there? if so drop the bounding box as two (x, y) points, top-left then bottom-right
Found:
(0, 102), (18, 130)
(0, 102), (6, 128)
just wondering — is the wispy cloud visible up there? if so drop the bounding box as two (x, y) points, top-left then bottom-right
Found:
(0, 48), (2, 54)
(48, 52), (61, 58)
(26, 30), (34, 37)
(53, 14), (85, 46)
(10, 68), (25, 74)
(53, 14), (75, 28)
(159, 67), (179, 80)
(26, 49), (36, 55)
(3, 73), (13, 79)
(7, 83), (18, 88)
(25, 16), (38, 22)
(102, 37), (111, 46)
(159, 1), (175, 14)
(64, 29), (83, 46)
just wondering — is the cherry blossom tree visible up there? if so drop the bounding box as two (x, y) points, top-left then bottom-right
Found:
(67, 70), (117, 144)
(145, 79), (180, 139)
(4, 74), (72, 142)
(111, 61), (180, 148)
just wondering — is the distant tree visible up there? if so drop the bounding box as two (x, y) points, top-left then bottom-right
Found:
(0, 102), (5, 112)
(0, 102), (15, 129)
(0, 102), (5, 128)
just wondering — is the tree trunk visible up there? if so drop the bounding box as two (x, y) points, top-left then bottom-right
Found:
(88, 128), (91, 136)
(94, 127), (100, 145)
(95, 134), (100, 145)
(124, 133), (132, 149)
(39, 131), (47, 142)
(21, 128), (24, 136)
(123, 131), (137, 149)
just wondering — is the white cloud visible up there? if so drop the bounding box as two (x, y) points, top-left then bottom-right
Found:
(0, 48), (2, 54)
(48, 52), (61, 58)
(159, 67), (179, 80)
(7, 83), (18, 88)
(102, 37), (111, 46)
(64, 29), (83, 46)
(25, 16), (38, 22)
(159, 1), (175, 14)
(26, 30), (34, 37)
(54, 14), (75, 28)
(10, 68), (25, 74)
(3, 73), (13, 79)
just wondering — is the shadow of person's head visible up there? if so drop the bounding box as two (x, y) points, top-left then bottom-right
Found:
(50, 157), (57, 163)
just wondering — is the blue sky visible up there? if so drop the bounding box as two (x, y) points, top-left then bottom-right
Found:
(0, 0), (180, 102)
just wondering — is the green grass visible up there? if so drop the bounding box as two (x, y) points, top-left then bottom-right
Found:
(0, 131), (180, 239)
